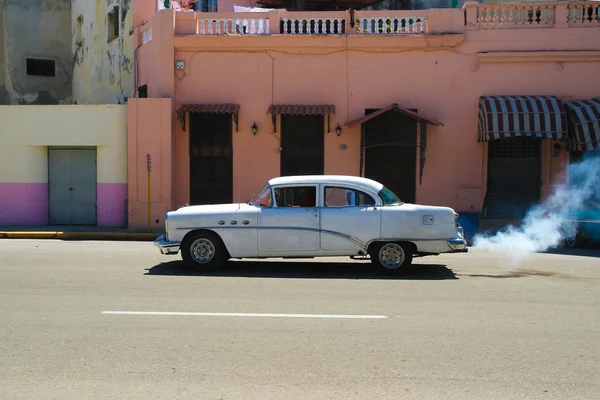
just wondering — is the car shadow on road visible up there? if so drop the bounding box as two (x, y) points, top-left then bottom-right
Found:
(145, 260), (458, 280)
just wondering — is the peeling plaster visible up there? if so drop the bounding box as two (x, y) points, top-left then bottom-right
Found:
(1, 0), (72, 105)
(72, 0), (133, 104)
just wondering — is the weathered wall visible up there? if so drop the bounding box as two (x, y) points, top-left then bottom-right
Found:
(71, 0), (133, 104)
(0, 105), (128, 227)
(1, 0), (72, 105)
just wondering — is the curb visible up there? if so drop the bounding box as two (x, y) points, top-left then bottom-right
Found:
(0, 232), (159, 241)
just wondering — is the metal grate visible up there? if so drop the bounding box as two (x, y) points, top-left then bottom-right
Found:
(488, 137), (541, 158)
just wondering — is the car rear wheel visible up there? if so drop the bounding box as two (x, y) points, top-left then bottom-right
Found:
(181, 231), (228, 269)
(369, 242), (413, 274)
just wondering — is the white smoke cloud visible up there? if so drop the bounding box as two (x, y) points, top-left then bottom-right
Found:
(471, 151), (600, 265)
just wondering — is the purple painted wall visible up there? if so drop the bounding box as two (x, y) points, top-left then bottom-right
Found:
(0, 183), (127, 227)
(97, 183), (128, 228)
(0, 183), (48, 225)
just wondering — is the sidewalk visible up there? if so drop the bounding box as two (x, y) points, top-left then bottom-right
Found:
(0, 225), (162, 241)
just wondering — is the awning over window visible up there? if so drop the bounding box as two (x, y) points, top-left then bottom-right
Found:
(348, 104), (442, 187)
(346, 104), (443, 128)
(177, 103), (240, 132)
(267, 104), (335, 115)
(564, 97), (600, 151)
(267, 104), (335, 133)
(477, 95), (568, 142)
(178, 103), (240, 114)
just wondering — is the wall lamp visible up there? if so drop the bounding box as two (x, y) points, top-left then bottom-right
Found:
(553, 142), (561, 158)
(251, 122), (258, 135)
(335, 123), (342, 137)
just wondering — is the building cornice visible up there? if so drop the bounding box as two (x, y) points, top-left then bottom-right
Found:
(173, 34), (466, 52)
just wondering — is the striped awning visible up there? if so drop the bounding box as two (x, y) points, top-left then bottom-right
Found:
(477, 95), (568, 142)
(564, 97), (600, 152)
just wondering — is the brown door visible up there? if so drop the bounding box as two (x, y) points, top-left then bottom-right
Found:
(363, 109), (417, 203)
(189, 112), (233, 205)
(280, 114), (324, 176)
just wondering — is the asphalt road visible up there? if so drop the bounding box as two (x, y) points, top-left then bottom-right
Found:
(0, 239), (599, 400)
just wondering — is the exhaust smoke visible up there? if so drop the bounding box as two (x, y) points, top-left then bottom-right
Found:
(471, 152), (600, 264)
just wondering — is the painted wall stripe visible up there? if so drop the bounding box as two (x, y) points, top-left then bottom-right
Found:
(102, 311), (389, 319)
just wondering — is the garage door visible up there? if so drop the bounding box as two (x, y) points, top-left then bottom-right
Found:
(49, 147), (97, 225)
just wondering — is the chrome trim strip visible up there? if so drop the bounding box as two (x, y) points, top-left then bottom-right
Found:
(176, 226), (466, 251)
(319, 228), (366, 249)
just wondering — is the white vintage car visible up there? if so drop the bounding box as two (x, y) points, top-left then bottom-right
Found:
(154, 175), (467, 273)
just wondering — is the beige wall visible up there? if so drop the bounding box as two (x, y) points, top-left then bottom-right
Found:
(0, 105), (128, 184)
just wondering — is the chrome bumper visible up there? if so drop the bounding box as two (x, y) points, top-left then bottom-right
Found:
(154, 235), (181, 255)
(447, 238), (468, 252)
(447, 226), (468, 252)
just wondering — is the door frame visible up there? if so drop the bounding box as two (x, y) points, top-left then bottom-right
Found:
(47, 146), (98, 225)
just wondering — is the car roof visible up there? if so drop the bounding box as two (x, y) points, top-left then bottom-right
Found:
(267, 175), (384, 193)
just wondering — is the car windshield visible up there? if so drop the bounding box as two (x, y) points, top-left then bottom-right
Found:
(249, 184), (272, 207)
(378, 186), (403, 205)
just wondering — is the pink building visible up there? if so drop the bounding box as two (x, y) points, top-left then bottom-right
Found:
(128, 1), (600, 236)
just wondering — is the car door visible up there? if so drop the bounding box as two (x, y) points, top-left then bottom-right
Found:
(258, 184), (320, 256)
(320, 185), (381, 252)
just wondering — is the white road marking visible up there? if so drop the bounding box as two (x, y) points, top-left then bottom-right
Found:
(102, 311), (388, 319)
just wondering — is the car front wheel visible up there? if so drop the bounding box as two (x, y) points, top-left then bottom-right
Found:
(369, 242), (413, 274)
(181, 231), (228, 269)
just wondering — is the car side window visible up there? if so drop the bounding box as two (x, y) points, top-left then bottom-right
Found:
(253, 186), (272, 207)
(324, 186), (376, 207)
(273, 186), (316, 208)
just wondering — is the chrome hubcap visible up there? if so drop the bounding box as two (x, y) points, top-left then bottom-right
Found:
(378, 243), (405, 269)
(190, 238), (215, 264)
